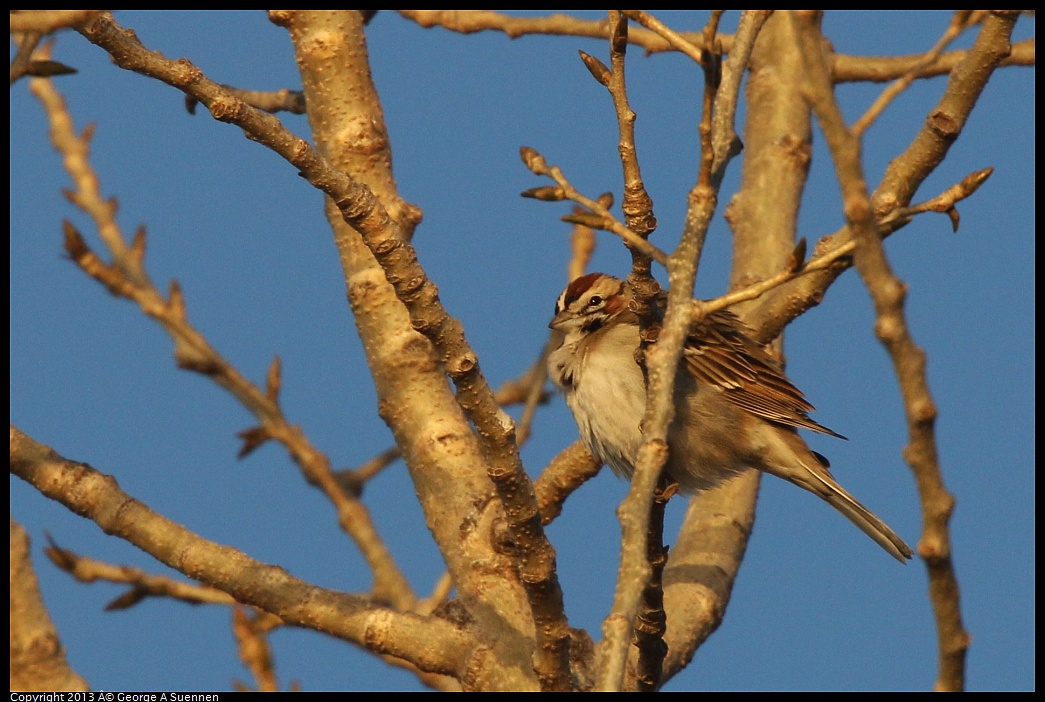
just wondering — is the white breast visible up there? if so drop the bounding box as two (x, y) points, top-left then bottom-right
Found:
(553, 322), (646, 478)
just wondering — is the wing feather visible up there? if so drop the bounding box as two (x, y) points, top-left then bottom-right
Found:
(683, 309), (846, 439)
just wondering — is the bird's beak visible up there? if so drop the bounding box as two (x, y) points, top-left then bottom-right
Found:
(549, 309), (573, 330)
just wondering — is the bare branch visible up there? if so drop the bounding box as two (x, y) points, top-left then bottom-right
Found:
(11, 426), (485, 684)
(232, 607), (281, 692)
(661, 474), (758, 677)
(599, 11), (725, 692)
(520, 146), (669, 266)
(873, 11), (1021, 217)
(29, 71), (415, 611)
(632, 483), (673, 691)
(655, 12), (811, 685)
(621, 10), (706, 64)
(534, 441), (602, 526)
(833, 36), (1034, 82)
(853, 11), (983, 137)
(710, 10), (772, 182)
(688, 163), (992, 330)
(396, 10), (1033, 81)
(44, 537), (238, 608)
(269, 12), (569, 689)
(605, 11), (658, 288)
(793, 10), (1011, 691)
(398, 9), (726, 55)
(737, 10), (1021, 343)
(10, 518), (90, 692)
(9, 10), (103, 34)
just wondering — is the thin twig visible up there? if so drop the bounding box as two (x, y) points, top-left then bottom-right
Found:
(398, 9), (728, 56)
(621, 10), (705, 64)
(521, 147), (669, 266)
(28, 70), (415, 611)
(232, 607), (281, 692)
(396, 10), (1033, 80)
(608, 13), (658, 253)
(710, 10), (772, 183)
(697, 163), (993, 335)
(635, 11), (777, 687)
(44, 537), (239, 608)
(852, 11), (984, 136)
(597, 11), (726, 692)
(794, 10), (1006, 691)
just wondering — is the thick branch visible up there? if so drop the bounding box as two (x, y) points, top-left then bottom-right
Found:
(10, 426), (484, 684)
(10, 518), (90, 692)
(74, 11), (569, 690)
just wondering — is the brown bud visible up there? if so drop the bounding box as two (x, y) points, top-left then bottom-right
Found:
(519, 146), (547, 174)
(578, 51), (611, 87)
(520, 186), (566, 201)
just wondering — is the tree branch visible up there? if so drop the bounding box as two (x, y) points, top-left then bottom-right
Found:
(793, 9), (1014, 691)
(9, 10), (103, 34)
(11, 425), (485, 685)
(28, 70), (415, 611)
(10, 518), (90, 692)
(271, 11), (571, 688)
(397, 10), (1033, 81)
(44, 537), (239, 608)
(852, 11), (984, 137)
(74, 10), (568, 690)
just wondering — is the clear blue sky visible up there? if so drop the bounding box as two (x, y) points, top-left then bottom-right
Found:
(10, 11), (1034, 692)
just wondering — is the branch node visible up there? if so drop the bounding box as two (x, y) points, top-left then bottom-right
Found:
(238, 426), (275, 459)
(266, 356), (283, 404)
(130, 225), (147, 266)
(788, 237), (808, 272)
(168, 279), (187, 320)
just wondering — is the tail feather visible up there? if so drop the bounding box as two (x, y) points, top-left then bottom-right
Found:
(803, 463), (914, 563)
(760, 431), (913, 563)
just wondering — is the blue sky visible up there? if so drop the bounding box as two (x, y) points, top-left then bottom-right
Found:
(10, 11), (1034, 692)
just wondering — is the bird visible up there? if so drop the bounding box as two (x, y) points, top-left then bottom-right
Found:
(547, 272), (913, 562)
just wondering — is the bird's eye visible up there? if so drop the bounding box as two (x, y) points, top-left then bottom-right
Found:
(588, 295), (602, 307)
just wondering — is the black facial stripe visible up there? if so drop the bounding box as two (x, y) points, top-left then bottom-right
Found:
(581, 315), (605, 334)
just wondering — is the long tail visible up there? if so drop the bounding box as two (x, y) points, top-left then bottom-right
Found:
(761, 431), (914, 563)
(800, 463), (913, 563)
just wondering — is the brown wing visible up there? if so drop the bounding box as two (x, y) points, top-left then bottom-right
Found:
(682, 309), (846, 439)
